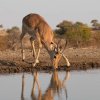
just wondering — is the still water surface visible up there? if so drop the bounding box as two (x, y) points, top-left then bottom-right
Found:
(0, 69), (100, 100)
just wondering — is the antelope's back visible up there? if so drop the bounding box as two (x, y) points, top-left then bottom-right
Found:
(22, 13), (46, 29)
(22, 13), (54, 43)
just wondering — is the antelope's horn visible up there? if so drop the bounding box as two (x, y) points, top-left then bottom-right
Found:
(62, 54), (70, 67)
(60, 40), (68, 53)
(56, 39), (62, 52)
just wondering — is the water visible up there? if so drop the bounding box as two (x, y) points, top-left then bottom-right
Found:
(0, 69), (100, 100)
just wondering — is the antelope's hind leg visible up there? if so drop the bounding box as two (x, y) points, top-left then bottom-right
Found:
(30, 37), (36, 59)
(20, 32), (26, 61)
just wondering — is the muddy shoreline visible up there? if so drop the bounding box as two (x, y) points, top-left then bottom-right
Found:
(0, 48), (100, 73)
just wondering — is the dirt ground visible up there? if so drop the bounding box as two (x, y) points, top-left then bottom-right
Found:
(0, 47), (100, 73)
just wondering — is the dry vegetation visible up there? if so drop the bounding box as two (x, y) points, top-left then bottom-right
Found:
(0, 29), (100, 50)
(0, 28), (100, 73)
(0, 31), (9, 50)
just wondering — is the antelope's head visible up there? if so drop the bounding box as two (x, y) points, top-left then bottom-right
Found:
(50, 40), (70, 69)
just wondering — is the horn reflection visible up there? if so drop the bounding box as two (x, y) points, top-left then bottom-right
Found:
(42, 71), (70, 100)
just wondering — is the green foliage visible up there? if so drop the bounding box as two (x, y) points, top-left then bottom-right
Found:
(91, 19), (100, 30)
(55, 20), (91, 47)
(0, 24), (3, 28)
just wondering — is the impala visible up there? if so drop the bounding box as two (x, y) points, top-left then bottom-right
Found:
(20, 13), (70, 69)
(31, 71), (70, 100)
(21, 71), (70, 100)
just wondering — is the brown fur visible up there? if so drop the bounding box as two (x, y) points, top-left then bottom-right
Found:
(22, 13), (54, 44)
(20, 13), (70, 69)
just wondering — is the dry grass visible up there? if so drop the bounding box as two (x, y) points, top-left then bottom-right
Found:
(0, 36), (9, 50)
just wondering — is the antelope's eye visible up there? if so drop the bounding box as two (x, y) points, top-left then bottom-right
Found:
(54, 55), (56, 58)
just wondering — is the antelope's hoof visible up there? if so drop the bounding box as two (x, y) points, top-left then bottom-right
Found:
(36, 60), (39, 63)
(53, 67), (58, 70)
(32, 60), (40, 67)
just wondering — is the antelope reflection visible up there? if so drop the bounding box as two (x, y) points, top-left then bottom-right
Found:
(21, 73), (25, 100)
(42, 71), (70, 100)
(31, 71), (42, 100)
(21, 71), (70, 100)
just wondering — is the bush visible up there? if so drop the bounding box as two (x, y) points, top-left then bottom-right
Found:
(0, 36), (9, 50)
(55, 21), (91, 47)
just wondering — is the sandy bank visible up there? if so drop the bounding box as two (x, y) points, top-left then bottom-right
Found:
(0, 48), (100, 73)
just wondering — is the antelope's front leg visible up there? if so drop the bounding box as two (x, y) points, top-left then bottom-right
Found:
(33, 36), (42, 66)
(62, 54), (70, 67)
(32, 45), (41, 67)
(30, 37), (40, 67)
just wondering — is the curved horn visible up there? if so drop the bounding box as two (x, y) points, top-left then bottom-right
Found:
(62, 54), (70, 67)
(56, 39), (68, 53)
(60, 40), (68, 53)
(56, 39), (61, 52)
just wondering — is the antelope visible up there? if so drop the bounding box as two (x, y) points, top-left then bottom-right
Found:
(21, 73), (25, 100)
(21, 71), (70, 100)
(20, 13), (70, 69)
(31, 71), (70, 100)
